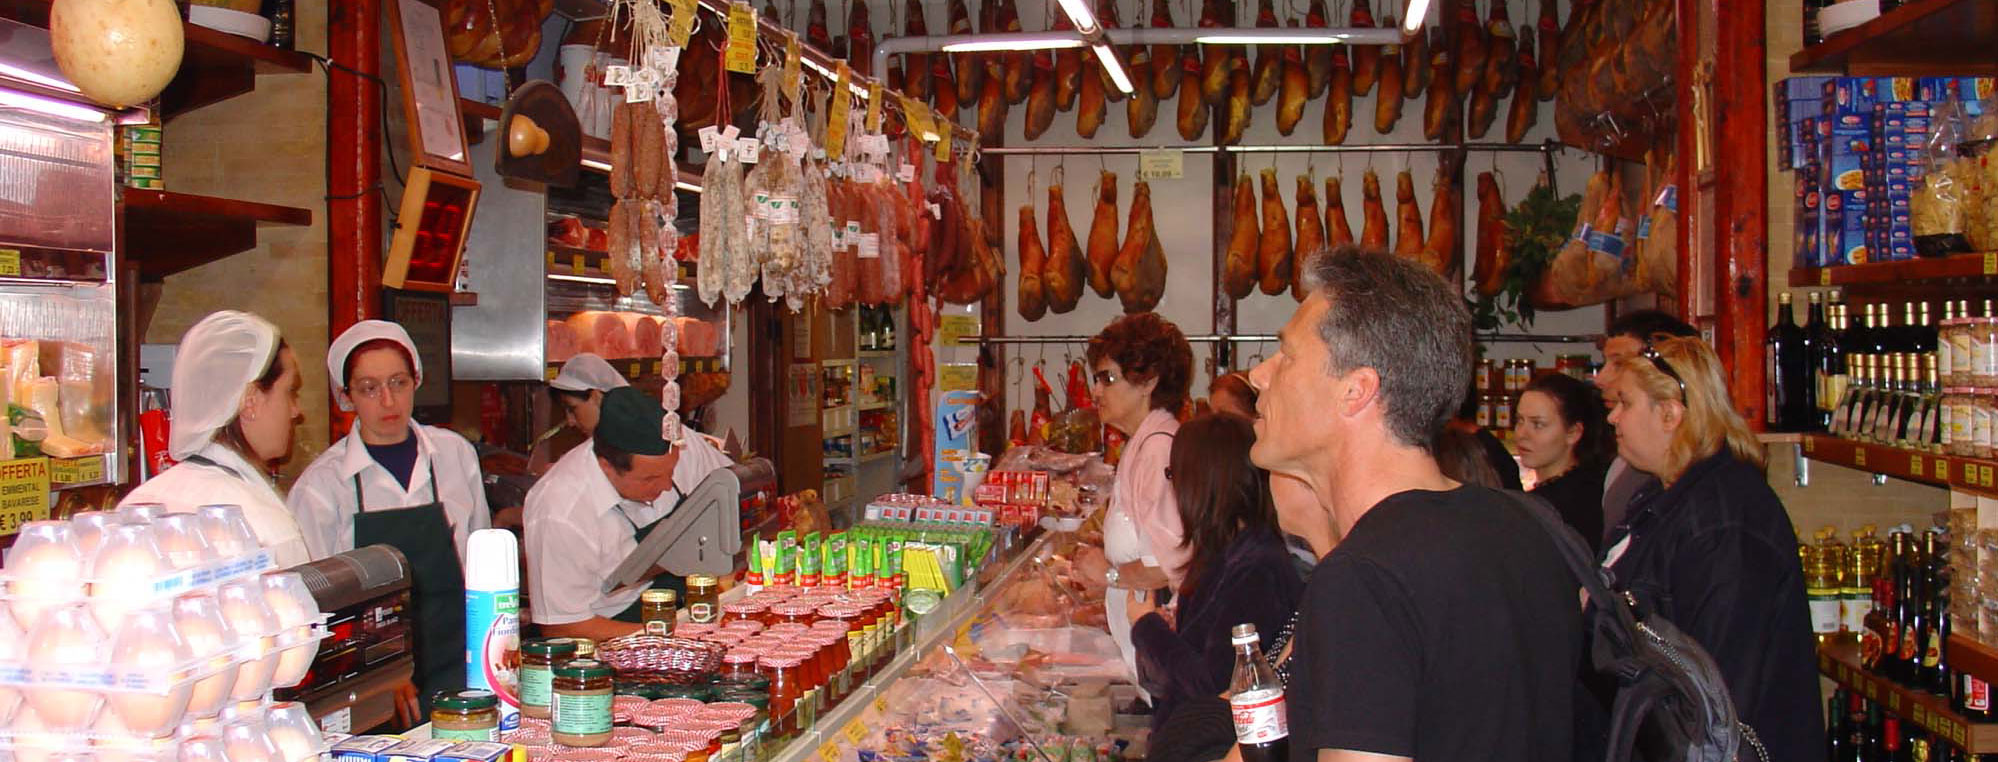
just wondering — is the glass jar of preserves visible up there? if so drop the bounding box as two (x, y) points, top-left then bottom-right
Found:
(430, 689), (500, 741)
(1951, 390), (1975, 457)
(641, 589), (678, 636)
(1942, 389), (1961, 456)
(759, 654), (806, 737)
(685, 574), (722, 624)
(552, 659), (615, 747)
(1494, 395), (1514, 432)
(769, 602), (818, 627)
(721, 600), (767, 626)
(718, 649), (763, 687)
(519, 637), (578, 720)
(1951, 305), (1975, 387)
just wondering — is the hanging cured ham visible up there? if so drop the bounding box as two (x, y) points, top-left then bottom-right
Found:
(1223, 173), (1260, 299)
(1078, 51), (1109, 138)
(806, 0), (833, 51)
(1323, 47), (1352, 144)
(1150, 0), (1181, 99)
(1423, 28), (1458, 141)
(1392, 170), (1424, 264)
(848, 0), (875, 76)
(1469, 0), (1517, 139)
(997, 0), (1029, 104)
(1349, 0), (1380, 95)
(1258, 168), (1293, 295)
(1472, 171), (1509, 296)
(1054, 11), (1083, 111)
(1128, 32), (1160, 138)
(1249, 0), (1282, 105)
(1276, 27), (1309, 136)
(1420, 167), (1459, 278)
(1086, 171), (1121, 297)
(1045, 169), (1086, 313)
(949, 0), (981, 109)
(1177, 59), (1209, 140)
(1113, 180), (1168, 313)
(1537, 0), (1561, 100)
(1360, 169), (1389, 249)
(1096, 0), (1126, 104)
(1375, 33), (1405, 134)
(1452, 0), (1488, 95)
(1401, 20), (1428, 99)
(1199, 0), (1235, 104)
(1222, 67), (1252, 145)
(902, 0), (931, 100)
(1319, 174), (1356, 294)
(1507, 28), (1539, 143)
(1017, 200), (1048, 321)
(978, 74), (1008, 140)
(1292, 173), (1325, 302)
(1305, 0), (1333, 97)
(1026, 49), (1057, 139)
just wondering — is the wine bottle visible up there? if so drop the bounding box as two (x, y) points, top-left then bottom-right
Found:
(1769, 292), (1812, 431)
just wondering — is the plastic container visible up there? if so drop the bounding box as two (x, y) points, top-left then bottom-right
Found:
(463, 529), (521, 731)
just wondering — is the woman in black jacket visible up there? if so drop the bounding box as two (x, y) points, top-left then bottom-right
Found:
(1599, 336), (1825, 762)
(1514, 373), (1615, 555)
(1125, 413), (1305, 735)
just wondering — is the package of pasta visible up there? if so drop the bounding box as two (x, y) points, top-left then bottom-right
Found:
(1914, 97), (1973, 257)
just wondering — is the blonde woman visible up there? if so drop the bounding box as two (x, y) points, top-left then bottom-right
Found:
(1597, 335), (1820, 762)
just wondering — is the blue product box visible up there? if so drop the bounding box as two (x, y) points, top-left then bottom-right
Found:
(381, 740), (460, 762)
(435, 743), (514, 762)
(1823, 187), (1844, 267)
(331, 736), (404, 762)
(1880, 77), (1919, 103)
(1797, 168), (1822, 267)
(1827, 77), (1884, 116)
(1827, 114), (1872, 193)
(1834, 190), (1870, 264)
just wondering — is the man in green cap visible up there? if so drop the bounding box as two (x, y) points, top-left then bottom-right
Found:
(523, 387), (731, 640)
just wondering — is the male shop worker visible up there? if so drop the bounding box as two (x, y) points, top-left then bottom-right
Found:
(1245, 246), (1581, 762)
(524, 387), (732, 641)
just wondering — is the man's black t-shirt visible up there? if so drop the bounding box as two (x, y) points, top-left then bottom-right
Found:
(1288, 485), (1581, 762)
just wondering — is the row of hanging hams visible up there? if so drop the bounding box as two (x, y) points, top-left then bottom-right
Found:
(1015, 168), (1168, 318)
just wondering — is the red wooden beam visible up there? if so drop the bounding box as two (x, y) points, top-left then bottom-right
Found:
(1713, 0), (1768, 426)
(328, 0), (382, 437)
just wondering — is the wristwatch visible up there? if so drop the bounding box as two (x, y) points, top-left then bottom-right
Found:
(1105, 564), (1120, 588)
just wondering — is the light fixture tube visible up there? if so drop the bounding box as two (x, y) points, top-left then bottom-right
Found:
(1090, 43), (1135, 95)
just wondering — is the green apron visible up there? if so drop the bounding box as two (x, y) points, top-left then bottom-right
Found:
(352, 459), (467, 707)
(611, 500), (687, 623)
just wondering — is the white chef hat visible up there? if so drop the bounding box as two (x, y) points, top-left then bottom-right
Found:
(550, 354), (631, 393)
(170, 310), (282, 460)
(326, 320), (423, 412)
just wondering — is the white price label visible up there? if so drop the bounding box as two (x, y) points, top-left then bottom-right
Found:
(321, 707), (353, 735)
(645, 46), (682, 73)
(721, 124), (741, 143)
(604, 65), (632, 86)
(929, 202), (942, 219)
(1139, 149), (1183, 180)
(698, 126), (721, 153)
(634, 66), (662, 86)
(790, 130), (811, 158)
(898, 163), (917, 183)
(624, 81), (655, 103)
(738, 138), (761, 164)
(858, 233), (882, 259)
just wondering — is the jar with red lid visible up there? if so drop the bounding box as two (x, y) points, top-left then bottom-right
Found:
(773, 645), (824, 710)
(721, 619), (765, 636)
(765, 622), (811, 637)
(816, 631), (852, 700)
(719, 650), (761, 686)
(768, 602), (818, 627)
(720, 600), (767, 625)
(759, 654), (807, 739)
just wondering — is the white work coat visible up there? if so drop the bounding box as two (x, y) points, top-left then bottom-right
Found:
(286, 423), (493, 562)
(523, 433), (732, 625)
(121, 442), (312, 569)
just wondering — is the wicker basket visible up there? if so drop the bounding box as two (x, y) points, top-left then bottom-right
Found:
(597, 635), (727, 686)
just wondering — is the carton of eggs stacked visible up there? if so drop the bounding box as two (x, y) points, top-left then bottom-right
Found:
(0, 506), (328, 760)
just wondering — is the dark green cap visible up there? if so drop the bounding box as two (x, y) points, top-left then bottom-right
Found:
(433, 689), (498, 710)
(555, 659), (614, 680)
(596, 387), (674, 456)
(523, 638), (579, 657)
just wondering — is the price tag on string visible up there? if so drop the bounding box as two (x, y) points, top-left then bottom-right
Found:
(826, 62), (853, 157)
(934, 125), (952, 161)
(1138, 149), (1183, 180)
(738, 138), (761, 164)
(625, 80), (655, 103)
(669, 0), (697, 46)
(783, 32), (803, 104)
(898, 163), (916, 183)
(865, 82), (884, 132)
(725, 2), (759, 74)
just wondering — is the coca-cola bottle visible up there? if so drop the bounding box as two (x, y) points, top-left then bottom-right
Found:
(1228, 623), (1290, 762)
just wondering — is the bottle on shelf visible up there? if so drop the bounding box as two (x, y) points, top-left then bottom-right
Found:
(1809, 529), (1845, 645)
(1812, 291), (1841, 430)
(1834, 354), (1874, 440)
(1844, 525), (1880, 643)
(1862, 557), (1897, 671)
(1891, 355), (1923, 446)
(1921, 528), (1951, 694)
(1826, 692), (1849, 762)
(1770, 292), (1813, 431)
(1886, 529), (1915, 682)
(1918, 356), (1944, 453)
(1228, 623), (1290, 762)
(1895, 528), (1926, 685)
(1979, 299), (1998, 387)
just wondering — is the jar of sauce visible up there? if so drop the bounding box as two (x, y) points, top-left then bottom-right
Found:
(721, 600), (768, 625)
(552, 659), (615, 747)
(519, 638), (578, 720)
(718, 649), (763, 687)
(685, 575), (722, 624)
(759, 654), (806, 738)
(769, 602), (818, 627)
(641, 589), (679, 636)
(430, 689), (500, 741)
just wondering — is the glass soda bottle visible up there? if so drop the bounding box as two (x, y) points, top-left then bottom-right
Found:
(1228, 623), (1290, 762)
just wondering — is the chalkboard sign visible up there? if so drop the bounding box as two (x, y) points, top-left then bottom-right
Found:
(382, 289), (453, 425)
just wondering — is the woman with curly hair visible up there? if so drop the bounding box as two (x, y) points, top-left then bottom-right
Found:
(1513, 373), (1615, 554)
(1071, 311), (1195, 696)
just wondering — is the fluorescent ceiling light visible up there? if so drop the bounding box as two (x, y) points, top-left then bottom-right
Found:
(1195, 32), (1352, 44)
(0, 63), (79, 93)
(1056, 0), (1100, 34)
(0, 89), (105, 123)
(1091, 43), (1135, 95)
(941, 36), (1087, 52)
(1402, 0), (1431, 32)
(581, 158), (612, 171)
(675, 180), (704, 193)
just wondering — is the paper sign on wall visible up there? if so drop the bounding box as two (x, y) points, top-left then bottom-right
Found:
(937, 314), (981, 345)
(0, 458), (50, 537)
(1138, 149), (1183, 180)
(782, 33), (802, 103)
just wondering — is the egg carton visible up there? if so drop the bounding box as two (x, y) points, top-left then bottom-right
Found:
(0, 546), (275, 603)
(0, 620), (330, 693)
(0, 725), (336, 758)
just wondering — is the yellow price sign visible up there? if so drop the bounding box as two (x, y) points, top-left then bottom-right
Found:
(939, 364), (978, 392)
(1853, 447), (1867, 468)
(934, 125), (952, 161)
(1819, 268), (1831, 287)
(0, 458), (50, 537)
(783, 32), (803, 103)
(1804, 437), (1815, 453)
(571, 253), (586, 275)
(844, 720), (868, 744)
(629, 362), (642, 378)
(1983, 464), (1995, 487)
(545, 365), (559, 381)
(819, 741), (841, 762)
(725, 2), (759, 74)
(937, 314), (980, 345)
(874, 696), (888, 714)
(866, 82), (884, 132)
(669, 0), (697, 46)
(1985, 251), (1996, 275)
(0, 248), (19, 277)
(49, 456), (102, 486)
(1935, 458), (1949, 481)
(1911, 455), (1924, 476)
(902, 97), (935, 139)
(827, 62), (853, 158)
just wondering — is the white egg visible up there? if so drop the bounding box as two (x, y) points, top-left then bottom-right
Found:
(0, 608), (24, 724)
(169, 595), (237, 719)
(107, 609), (191, 737)
(214, 582), (276, 702)
(219, 720), (280, 762)
(23, 604), (107, 731)
(10, 705), (70, 762)
(174, 735), (227, 762)
(151, 515), (216, 570)
(194, 506), (256, 559)
(6, 522), (87, 629)
(89, 524), (169, 631)
(263, 702), (321, 762)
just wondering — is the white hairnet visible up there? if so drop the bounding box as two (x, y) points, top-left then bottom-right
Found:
(170, 311), (281, 460)
(326, 320), (423, 412)
(550, 354), (631, 393)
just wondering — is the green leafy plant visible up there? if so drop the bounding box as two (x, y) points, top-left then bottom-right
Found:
(1470, 181), (1582, 331)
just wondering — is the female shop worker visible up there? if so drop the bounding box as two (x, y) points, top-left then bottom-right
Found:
(525, 387), (733, 641)
(1072, 312), (1194, 693)
(286, 320), (489, 697)
(120, 311), (311, 568)
(549, 353), (629, 437)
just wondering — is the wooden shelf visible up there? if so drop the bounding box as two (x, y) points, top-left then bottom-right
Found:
(1791, 0), (1998, 75)
(1798, 434), (1998, 497)
(1820, 641), (1998, 751)
(0, 4), (313, 120)
(543, 355), (723, 380)
(1950, 634), (1998, 689)
(122, 188), (312, 280)
(1789, 253), (1998, 288)
(545, 244), (696, 282)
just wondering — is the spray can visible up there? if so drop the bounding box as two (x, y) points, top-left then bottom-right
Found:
(465, 528), (522, 731)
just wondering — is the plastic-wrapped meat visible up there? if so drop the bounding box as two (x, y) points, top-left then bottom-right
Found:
(607, 199), (643, 296)
(857, 181), (891, 306)
(696, 155), (731, 306)
(720, 160), (754, 304)
(826, 180), (857, 309)
(643, 200), (676, 307)
(798, 158), (833, 310)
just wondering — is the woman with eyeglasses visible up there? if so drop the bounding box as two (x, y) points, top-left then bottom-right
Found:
(1591, 335), (1821, 762)
(286, 321), (491, 696)
(1069, 312), (1195, 696)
